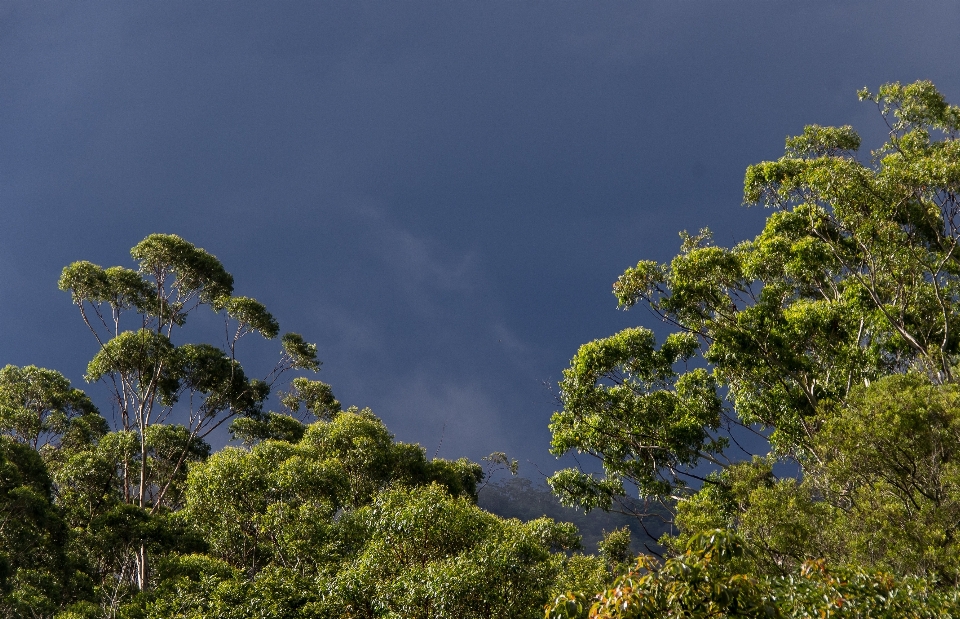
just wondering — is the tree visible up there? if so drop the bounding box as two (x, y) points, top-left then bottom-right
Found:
(183, 437), (348, 577)
(58, 234), (320, 590)
(546, 81), (960, 569)
(0, 365), (100, 450)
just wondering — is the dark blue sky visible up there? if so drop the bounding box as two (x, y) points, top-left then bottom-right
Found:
(2, 1), (958, 473)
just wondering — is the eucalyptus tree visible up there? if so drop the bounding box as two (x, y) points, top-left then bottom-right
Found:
(548, 81), (960, 534)
(58, 233), (320, 589)
(0, 364), (99, 450)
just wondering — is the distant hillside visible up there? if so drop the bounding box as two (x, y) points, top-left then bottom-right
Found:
(478, 476), (674, 555)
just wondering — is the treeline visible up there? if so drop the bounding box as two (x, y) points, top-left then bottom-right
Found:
(6, 80), (960, 618)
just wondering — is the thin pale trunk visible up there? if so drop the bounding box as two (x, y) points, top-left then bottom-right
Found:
(135, 544), (148, 591)
(122, 459), (130, 503)
(138, 425), (148, 507)
(136, 407), (150, 591)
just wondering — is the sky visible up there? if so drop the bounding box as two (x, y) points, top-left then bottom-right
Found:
(1, 1), (959, 477)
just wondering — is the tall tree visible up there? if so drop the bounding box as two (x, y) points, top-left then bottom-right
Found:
(547, 81), (960, 534)
(58, 233), (320, 589)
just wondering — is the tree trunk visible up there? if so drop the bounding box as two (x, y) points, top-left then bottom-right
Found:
(136, 544), (148, 591)
(136, 428), (149, 590)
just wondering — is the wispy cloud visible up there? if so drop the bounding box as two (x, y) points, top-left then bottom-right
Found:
(339, 194), (480, 316)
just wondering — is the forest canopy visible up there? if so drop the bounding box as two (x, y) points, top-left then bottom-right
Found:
(4, 80), (960, 618)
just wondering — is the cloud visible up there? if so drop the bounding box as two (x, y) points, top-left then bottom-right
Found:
(338, 194), (481, 316)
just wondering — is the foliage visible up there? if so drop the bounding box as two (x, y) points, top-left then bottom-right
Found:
(548, 530), (960, 619)
(0, 365), (99, 450)
(666, 374), (960, 583)
(324, 483), (589, 619)
(126, 411), (597, 618)
(0, 436), (84, 618)
(547, 81), (960, 584)
(549, 328), (723, 507)
(597, 527), (634, 572)
(186, 407), (489, 575)
(183, 438), (348, 576)
(811, 374), (960, 582)
(111, 484), (602, 619)
(279, 377), (340, 421)
(0, 383), (597, 618)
